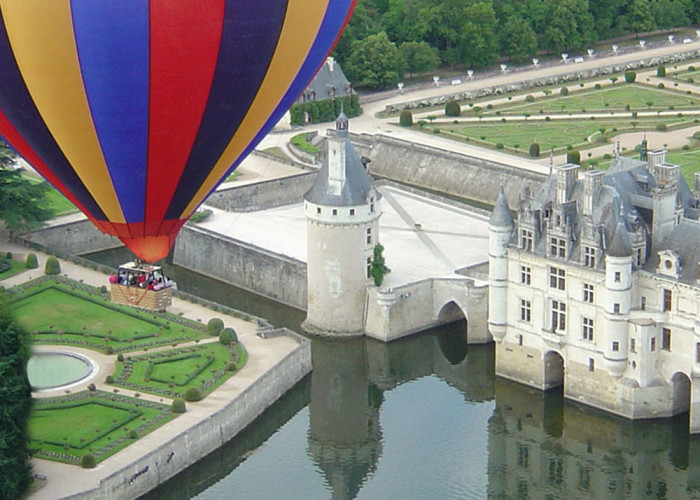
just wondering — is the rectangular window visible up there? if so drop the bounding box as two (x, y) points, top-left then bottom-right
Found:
(316, 207), (321, 214)
(349, 209), (355, 216)
(663, 289), (672, 312)
(583, 246), (596, 267)
(651, 337), (656, 351)
(589, 358), (595, 372)
(583, 283), (594, 303)
(635, 247), (644, 267)
(613, 303), (620, 314)
(630, 338), (636, 353)
(641, 296), (646, 310)
(332, 209), (338, 216)
(521, 229), (533, 251)
(662, 328), (671, 351)
(520, 266), (531, 285)
(366, 257), (371, 279)
(518, 334), (524, 346)
(520, 299), (531, 323)
(518, 444), (529, 467)
(366, 228), (372, 245)
(582, 317), (594, 341)
(550, 237), (566, 258)
(696, 343), (700, 363)
(551, 300), (566, 332)
(614, 271), (621, 282)
(612, 341), (619, 351)
(549, 267), (566, 290)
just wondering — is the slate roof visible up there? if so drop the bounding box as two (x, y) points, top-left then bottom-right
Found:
(644, 220), (700, 283)
(301, 57), (353, 101)
(490, 185), (514, 228)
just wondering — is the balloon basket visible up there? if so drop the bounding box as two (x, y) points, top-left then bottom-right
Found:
(109, 261), (173, 312)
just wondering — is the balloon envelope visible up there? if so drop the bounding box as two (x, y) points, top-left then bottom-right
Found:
(0, 0), (355, 261)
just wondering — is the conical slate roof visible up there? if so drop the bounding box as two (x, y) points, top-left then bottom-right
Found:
(490, 185), (514, 228)
(607, 216), (633, 257)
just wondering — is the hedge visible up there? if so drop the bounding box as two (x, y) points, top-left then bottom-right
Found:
(289, 94), (360, 126)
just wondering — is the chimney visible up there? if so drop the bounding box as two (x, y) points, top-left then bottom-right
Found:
(582, 170), (604, 217)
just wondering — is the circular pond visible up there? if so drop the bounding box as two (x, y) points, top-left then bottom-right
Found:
(27, 352), (94, 391)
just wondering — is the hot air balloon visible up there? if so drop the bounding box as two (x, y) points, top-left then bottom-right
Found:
(0, 0), (356, 262)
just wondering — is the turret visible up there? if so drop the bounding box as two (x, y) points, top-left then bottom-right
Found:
(603, 213), (633, 377)
(488, 186), (513, 342)
(303, 113), (382, 335)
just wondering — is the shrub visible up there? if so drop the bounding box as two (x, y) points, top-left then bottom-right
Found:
(657, 83), (665, 89)
(81, 454), (97, 469)
(444, 100), (461, 117)
(87, 383), (96, 392)
(529, 143), (540, 158)
(690, 65), (696, 71)
(129, 430), (138, 439)
(117, 353), (124, 362)
(105, 375), (114, 384)
(44, 256), (61, 275)
(525, 94), (535, 102)
(432, 128), (440, 134)
(184, 387), (203, 402)
(624, 70), (636, 83)
(657, 65), (666, 77)
(594, 83), (601, 89)
(207, 318), (224, 336)
(560, 86), (569, 96)
(26, 253), (38, 269)
(225, 362), (236, 372)
(220, 327), (238, 345)
(171, 398), (186, 414)
(656, 123), (667, 131)
(399, 110), (413, 127)
(100, 285), (108, 294)
(5, 252), (11, 259)
(496, 143), (504, 149)
(566, 150), (581, 165)
(189, 209), (213, 223)
(545, 116), (551, 121)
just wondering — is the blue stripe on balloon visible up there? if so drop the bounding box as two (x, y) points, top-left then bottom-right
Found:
(163, 0), (289, 220)
(0, 13), (106, 220)
(71, 0), (149, 223)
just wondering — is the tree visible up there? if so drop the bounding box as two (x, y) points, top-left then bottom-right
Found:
(398, 41), (439, 78)
(652, 0), (689, 29)
(460, 3), (499, 69)
(542, 0), (596, 52)
(624, 0), (655, 35)
(370, 243), (388, 286)
(344, 32), (400, 89)
(0, 292), (33, 499)
(499, 17), (537, 62)
(0, 141), (54, 238)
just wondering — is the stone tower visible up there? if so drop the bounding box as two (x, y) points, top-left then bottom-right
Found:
(488, 185), (513, 342)
(303, 113), (382, 335)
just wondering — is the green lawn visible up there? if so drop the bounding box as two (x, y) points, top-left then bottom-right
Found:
(483, 84), (697, 116)
(29, 391), (175, 464)
(0, 257), (29, 281)
(666, 149), (700, 187)
(23, 173), (78, 216)
(10, 278), (208, 353)
(112, 342), (247, 399)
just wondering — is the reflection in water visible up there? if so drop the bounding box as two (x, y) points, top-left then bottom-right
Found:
(85, 250), (700, 499)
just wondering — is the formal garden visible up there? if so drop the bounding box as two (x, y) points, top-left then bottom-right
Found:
(1, 265), (246, 468)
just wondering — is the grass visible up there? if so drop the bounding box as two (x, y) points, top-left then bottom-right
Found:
(10, 278), (208, 353)
(29, 390), (175, 465)
(0, 257), (29, 281)
(22, 172), (78, 216)
(111, 342), (247, 399)
(666, 148), (700, 187)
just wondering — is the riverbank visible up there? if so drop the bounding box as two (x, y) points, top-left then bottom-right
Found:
(0, 240), (311, 500)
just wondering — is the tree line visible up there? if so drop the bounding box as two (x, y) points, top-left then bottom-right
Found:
(334, 0), (700, 89)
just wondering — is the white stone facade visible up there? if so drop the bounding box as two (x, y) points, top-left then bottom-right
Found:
(489, 149), (700, 432)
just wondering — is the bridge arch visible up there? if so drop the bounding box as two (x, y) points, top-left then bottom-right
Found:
(671, 371), (691, 415)
(543, 351), (564, 391)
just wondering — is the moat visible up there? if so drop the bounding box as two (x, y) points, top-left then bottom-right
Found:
(88, 249), (700, 500)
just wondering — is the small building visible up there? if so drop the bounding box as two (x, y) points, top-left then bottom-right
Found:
(297, 57), (353, 105)
(110, 261), (173, 311)
(488, 144), (700, 432)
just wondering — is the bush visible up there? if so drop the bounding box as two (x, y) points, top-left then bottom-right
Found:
(189, 209), (213, 223)
(525, 94), (535, 102)
(560, 86), (569, 96)
(87, 383), (96, 392)
(129, 430), (138, 439)
(444, 100), (461, 117)
(171, 398), (186, 413)
(44, 256), (61, 275)
(26, 253), (38, 269)
(624, 70), (636, 83)
(399, 110), (413, 127)
(566, 150), (581, 165)
(184, 387), (203, 402)
(657, 83), (665, 89)
(529, 143), (540, 158)
(225, 362), (237, 372)
(496, 143), (504, 149)
(594, 83), (601, 89)
(657, 65), (666, 77)
(206, 318), (224, 336)
(5, 252), (11, 259)
(81, 454), (97, 469)
(105, 375), (114, 384)
(656, 123), (667, 131)
(220, 327), (238, 345)
(117, 353), (124, 362)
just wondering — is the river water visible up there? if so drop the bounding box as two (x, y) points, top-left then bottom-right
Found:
(87, 249), (700, 500)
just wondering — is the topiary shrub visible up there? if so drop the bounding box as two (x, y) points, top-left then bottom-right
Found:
(26, 253), (38, 269)
(220, 327), (238, 345)
(5, 252), (11, 259)
(657, 83), (665, 89)
(105, 375), (114, 384)
(444, 99), (461, 117)
(496, 143), (504, 149)
(560, 86), (569, 96)
(594, 83), (601, 90)
(184, 387), (203, 402)
(225, 362), (237, 372)
(529, 143), (540, 158)
(44, 256), (61, 275)
(656, 123), (667, 131)
(566, 150), (581, 165)
(657, 65), (666, 77)
(129, 430), (138, 439)
(399, 110), (413, 127)
(624, 70), (636, 83)
(525, 94), (535, 103)
(171, 398), (186, 413)
(81, 454), (97, 469)
(117, 353), (124, 362)
(207, 318), (224, 336)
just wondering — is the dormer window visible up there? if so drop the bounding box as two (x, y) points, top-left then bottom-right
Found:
(550, 237), (566, 258)
(657, 250), (681, 278)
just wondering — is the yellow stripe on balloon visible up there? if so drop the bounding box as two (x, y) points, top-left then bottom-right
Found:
(0, 0), (125, 223)
(181, 0), (326, 217)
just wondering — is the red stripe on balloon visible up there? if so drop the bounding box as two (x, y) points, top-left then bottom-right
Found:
(0, 109), (93, 219)
(146, 1), (225, 225)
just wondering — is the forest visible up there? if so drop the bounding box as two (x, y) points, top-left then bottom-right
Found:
(333, 0), (700, 88)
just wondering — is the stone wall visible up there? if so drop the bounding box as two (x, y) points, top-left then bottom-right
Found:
(22, 218), (122, 256)
(172, 225), (308, 310)
(64, 331), (311, 500)
(206, 171), (317, 212)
